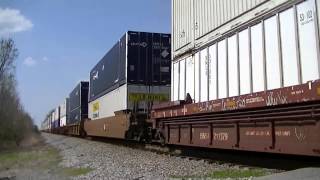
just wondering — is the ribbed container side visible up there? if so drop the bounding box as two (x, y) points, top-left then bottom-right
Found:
(89, 34), (126, 101)
(173, 0), (193, 51)
(172, 0), (306, 58)
(172, 0), (320, 102)
(127, 31), (171, 86)
(89, 31), (171, 103)
(193, 0), (267, 40)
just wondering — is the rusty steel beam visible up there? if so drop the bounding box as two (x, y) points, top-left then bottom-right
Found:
(152, 81), (320, 119)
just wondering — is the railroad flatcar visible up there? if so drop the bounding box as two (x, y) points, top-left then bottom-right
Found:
(151, 0), (320, 157)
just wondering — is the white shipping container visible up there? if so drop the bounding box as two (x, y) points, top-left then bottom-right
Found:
(200, 48), (209, 102)
(194, 52), (200, 102)
(54, 107), (60, 121)
(208, 44), (217, 100)
(173, 62), (179, 101)
(89, 84), (170, 120)
(185, 56), (195, 101)
(89, 84), (127, 120)
(172, 0), (320, 101)
(59, 98), (69, 118)
(60, 116), (67, 127)
(172, 0), (320, 59)
(179, 59), (186, 100)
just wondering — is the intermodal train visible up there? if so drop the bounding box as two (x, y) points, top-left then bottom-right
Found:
(42, 0), (320, 157)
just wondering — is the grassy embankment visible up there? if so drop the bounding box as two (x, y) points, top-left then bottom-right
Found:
(171, 168), (269, 179)
(0, 135), (93, 178)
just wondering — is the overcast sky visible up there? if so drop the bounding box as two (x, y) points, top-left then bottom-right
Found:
(0, 0), (171, 126)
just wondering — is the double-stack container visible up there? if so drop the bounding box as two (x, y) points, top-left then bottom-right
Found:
(171, 0), (320, 101)
(85, 31), (171, 139)
(68, 82), (89, 125)
(88, 31), (171, 120)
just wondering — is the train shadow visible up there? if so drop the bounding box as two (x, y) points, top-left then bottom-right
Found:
(176, 145), (320, 170)
(81, 135), (320, 170)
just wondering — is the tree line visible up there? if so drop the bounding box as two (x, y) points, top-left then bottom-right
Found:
(0, 38), (36, 149)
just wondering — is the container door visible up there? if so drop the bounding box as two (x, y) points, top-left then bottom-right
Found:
(127, 32), (139, 84)
(159, 34), (171, 85)
(139, 32), (148, 84)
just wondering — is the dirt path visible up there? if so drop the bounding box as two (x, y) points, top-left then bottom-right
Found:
(0, 134), (88, 180)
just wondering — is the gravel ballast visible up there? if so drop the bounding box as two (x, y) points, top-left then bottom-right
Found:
(43, 133), (275, 180)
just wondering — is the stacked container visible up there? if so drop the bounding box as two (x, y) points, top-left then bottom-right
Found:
(171, 0), (320, 102)
(68, 81), (89, 124)
(88, 31), (171, 120)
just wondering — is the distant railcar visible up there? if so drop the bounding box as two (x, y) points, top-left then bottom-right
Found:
(67, 81), (89, 136)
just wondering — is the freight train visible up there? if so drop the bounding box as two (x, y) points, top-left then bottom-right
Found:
(42, 31), (172, 142)
(42, 0), (320, 157)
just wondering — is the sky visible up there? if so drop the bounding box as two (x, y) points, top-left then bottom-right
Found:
(0, 0), (171, 126)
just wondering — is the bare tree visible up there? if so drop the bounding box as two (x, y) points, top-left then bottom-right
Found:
(0, 38), (35, 148)
(0, 39), (18, 81)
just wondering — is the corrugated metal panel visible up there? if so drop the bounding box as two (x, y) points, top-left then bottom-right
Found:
(173, 0), (193, 51)
(90, 35), (126, 101)
(172, 0), (320, 102)
(173, 0), (299, 58)
(174, 0), (269, 50)
(90, 31), (171, 102)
